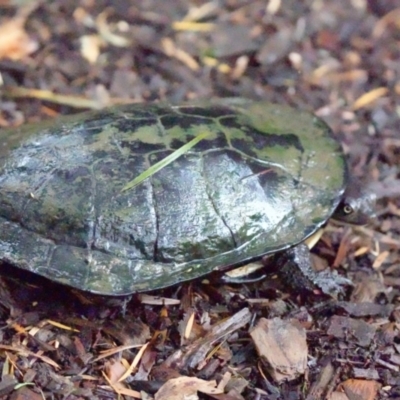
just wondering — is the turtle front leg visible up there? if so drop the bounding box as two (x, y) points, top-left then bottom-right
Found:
(275, 243), (352, 297)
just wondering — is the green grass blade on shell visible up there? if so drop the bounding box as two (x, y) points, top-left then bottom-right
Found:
(122, 131), (211, 192)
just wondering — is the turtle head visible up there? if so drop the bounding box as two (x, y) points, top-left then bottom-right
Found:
(332, 180), (376, 225)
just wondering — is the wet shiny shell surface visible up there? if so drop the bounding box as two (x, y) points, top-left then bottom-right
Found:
(0, 99), (347, 295)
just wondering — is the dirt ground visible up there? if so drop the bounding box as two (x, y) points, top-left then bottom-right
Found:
(0, 1), (399, 399)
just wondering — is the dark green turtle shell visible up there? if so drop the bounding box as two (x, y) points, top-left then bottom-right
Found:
(0, 99), (347, 295)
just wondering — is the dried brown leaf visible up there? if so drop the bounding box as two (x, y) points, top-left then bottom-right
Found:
(104, 359), (126, 384)
(118, 343), (149, 382)
(338, 379), (381, 400)
(0, 344), (60, 369)
(352, 87), (389, 110)
(155, 376), (222, 400)
(0, 17), (37, 60)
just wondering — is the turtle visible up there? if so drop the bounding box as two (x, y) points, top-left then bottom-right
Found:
(0, 99), (375, 296)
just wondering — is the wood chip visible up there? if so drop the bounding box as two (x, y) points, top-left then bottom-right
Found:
(163, 308), (251, 370)
(139, 294), (181, 305)
(249, 317), (307, 382)
(327, 316), (376, 347)
(0, 375), (18, 397)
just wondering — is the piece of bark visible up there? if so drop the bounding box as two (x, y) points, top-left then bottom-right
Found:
(163, 308), (251, 370)
(306, 360), (335, 400)
(0, 375), (18, 397)
(250, 317), (307, 382)
(327, 316), (376, 347)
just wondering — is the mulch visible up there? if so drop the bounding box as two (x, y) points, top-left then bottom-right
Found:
(0, 1), (399, 399)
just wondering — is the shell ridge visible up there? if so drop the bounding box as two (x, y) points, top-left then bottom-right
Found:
(200, 153), (238, 249)
(148, 157), (161, 263)
(84, 163), (99, 290)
